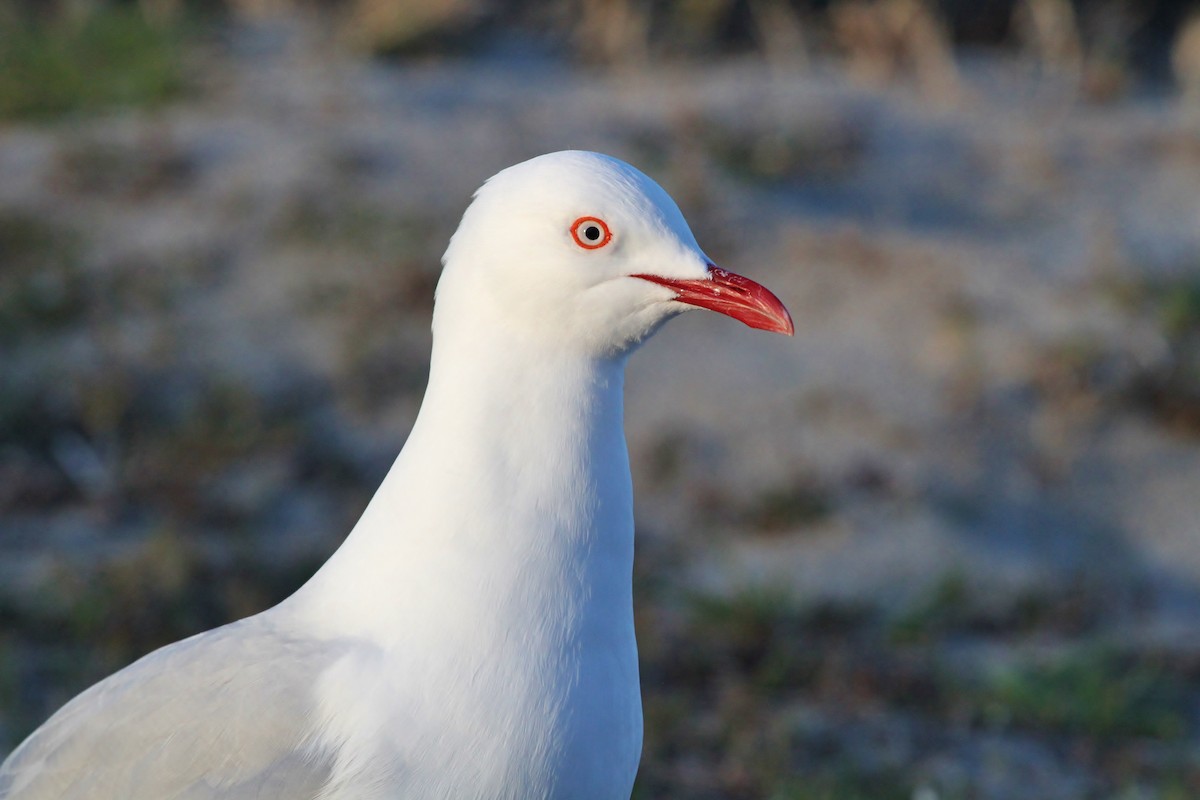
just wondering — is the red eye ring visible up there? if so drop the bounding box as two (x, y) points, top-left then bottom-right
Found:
(570, 216), (612, 250)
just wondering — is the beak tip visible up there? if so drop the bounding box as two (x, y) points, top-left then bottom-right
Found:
(781, 313), (796, 336)
(760, 316), (795, 336)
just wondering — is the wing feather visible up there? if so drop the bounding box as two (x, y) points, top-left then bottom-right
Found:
(0, 615), (351, 800)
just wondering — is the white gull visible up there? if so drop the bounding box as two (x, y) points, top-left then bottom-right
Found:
(0, 150), (793, 800)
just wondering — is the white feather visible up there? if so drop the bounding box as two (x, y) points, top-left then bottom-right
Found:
(1, 151), (714, 800)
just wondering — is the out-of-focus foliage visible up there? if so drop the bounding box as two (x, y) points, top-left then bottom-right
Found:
(0, 3), (185, 120)
(1, 0), (1198, 122)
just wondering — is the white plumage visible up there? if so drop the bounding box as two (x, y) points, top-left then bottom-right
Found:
(0, 151), (792, 800)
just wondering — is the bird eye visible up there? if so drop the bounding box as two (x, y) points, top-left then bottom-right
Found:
(570, 216), (612, 250)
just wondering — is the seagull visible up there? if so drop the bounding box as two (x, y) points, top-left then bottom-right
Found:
(0, 151), (793, 800)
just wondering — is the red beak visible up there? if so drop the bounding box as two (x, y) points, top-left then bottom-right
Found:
(634, 265), (794, 336)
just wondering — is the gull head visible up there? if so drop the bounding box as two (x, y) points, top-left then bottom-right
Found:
(436, 151), (793, 358)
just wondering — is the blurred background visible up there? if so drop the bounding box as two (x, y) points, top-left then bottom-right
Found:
(2, 0), (1200, 797)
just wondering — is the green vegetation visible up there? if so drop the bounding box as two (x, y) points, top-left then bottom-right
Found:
(687, 586), (816, 690)
(742, 482), (834, 532)
(888, 572), (971, 644)
(1112, 275), (1200, 436)
(634, 579), (1200, 796)
(890, 572), (1109, 644)
(686, 587), (870, 686)
(1113, 776), (1200, 800)
(976, 648), (1189, 740)
(0, 5), (185, 120)
(766, 771), (915, 800)
(0, 211), (84, 341)
(1158, 279), (1200, 337)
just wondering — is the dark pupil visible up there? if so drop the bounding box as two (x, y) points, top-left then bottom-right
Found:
(584, 225), (601, 241)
